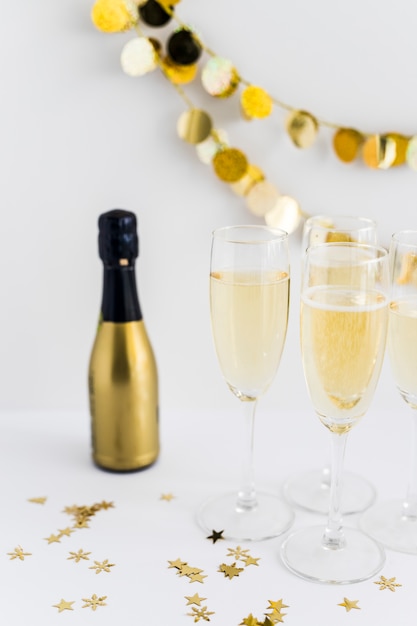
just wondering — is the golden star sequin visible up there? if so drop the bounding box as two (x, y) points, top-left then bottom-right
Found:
(27, 496), (47, 504)
(52, 599), (75, 612)
(7, 546), (32, 561)
(68, 549), (91, 563)
(374, 575), (402, 591)
(243, 555), (260, 567)
(160, 493), (175, 501)
(240, 615), (259, 626)
(44, 533), (61, 545)
(226, 546), (250, 560)
(58, 527), (74, 538)
(82, 594), (107, 611)
(218, 562), (244, 580)
(185, 593), (207, 606)
(187, 605), (215, 622)
(168, 559), (207, 583)
(89, 559), (115, 574)
(338, 597), (361, 612)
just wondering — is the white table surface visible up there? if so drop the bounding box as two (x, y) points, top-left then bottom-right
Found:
(0, 403), (415, 625)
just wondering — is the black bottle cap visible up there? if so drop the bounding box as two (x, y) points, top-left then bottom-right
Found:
(98, 209), (139, 264)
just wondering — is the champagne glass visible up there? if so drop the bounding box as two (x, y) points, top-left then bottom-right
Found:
(360, 230), (417, 554)
(281, 242), (389, 583)
(197, 225), (295, 541)
(284, 214), (378, 515)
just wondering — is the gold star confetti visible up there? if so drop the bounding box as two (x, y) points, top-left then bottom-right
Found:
(266, 600), (289, 612)
(44, 533), (61, 544)
(160, 493), (175, 501)
(52, 599), (75, 612)
(265, 610), (286, 623)
(68, 549), (91, 563)
(185, 593), (207, 606)
(338, 598), (361, 612)
(207, 530), (224, 543)
(243, 555), (260, 567)
(188, 572), (207, 584)
(168, 558), (187, 569)
(240, 615), (259, 626)
(27, 496), (47, 504)
(374, 576), (402, 592)
(97, 500), (114, 510)
(187, 606), (215, 622)
(168, 559), (207, 583)
(58, 527), (74, 538)
(82, 594), (107, 611)
(7, 546), (32, 561)
(226, 546), (250, 560)
(218, 562), (244, 580)
(89, 559), (116, 574)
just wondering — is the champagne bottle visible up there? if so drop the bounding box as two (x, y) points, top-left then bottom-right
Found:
(88, 209), (159, 471)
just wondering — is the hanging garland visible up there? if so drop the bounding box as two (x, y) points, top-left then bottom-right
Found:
(91, 0), (417, 234)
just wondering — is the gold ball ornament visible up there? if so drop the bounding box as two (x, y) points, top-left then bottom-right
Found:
(120, 38), (158, 76)
(286, 110), (318, 148)
(240, 86), (273, 120)
(333, 128), (363, 163)
(245, 180), (280, 217)
(212, 148), (248, 183)
(362, 134), (396, 169)
(160, 56), (198, 85)
(91, 0), (138, 33)
(177, 109), (212, 144)
(264, 195), (302, 234)
(230, 164), (264, 196)
(406, 136), (417, 171)
(201, 57), (240, 98)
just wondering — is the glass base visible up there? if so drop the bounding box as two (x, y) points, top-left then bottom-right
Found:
(196, 491), (295, 542)
(283, 468), (376, 515)
(360, 499), (417, 555)
(280, 525), (385, 584)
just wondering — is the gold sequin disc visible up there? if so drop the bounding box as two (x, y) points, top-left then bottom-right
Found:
(362, 135), (396, 169)
(212, 148), (248, 183)
(177, 109), (212, 145)
(230, 165), (265, 196)
(201, 57), (240, 98)
(286, 110), (318, 148)
(246, 180), (280, 217)
(406, 136), (417, 171)
(265, 195), (302, 234)
(196, 129), (228, 164)
(120, 38), (158, 76)
(333, 128), (363, 163)
(386, 133), (409, 167)
(91, 0), (137, 33)
(240, 86), (273, 120)
(161, 56), (198, 85)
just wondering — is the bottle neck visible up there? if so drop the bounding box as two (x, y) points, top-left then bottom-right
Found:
(101, 265), (142, 323)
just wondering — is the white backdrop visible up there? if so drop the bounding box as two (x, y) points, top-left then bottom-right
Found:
(1, 0), (416, 412)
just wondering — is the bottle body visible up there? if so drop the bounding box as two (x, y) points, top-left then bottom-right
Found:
(88, 209), (159, 472)
(89, 319), (159, 471)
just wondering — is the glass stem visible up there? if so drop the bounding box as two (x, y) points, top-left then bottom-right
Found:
(322, 431), (348, 550)
(321, 463), (331, 490)
(236, 399), (258, 511)
(403, 409), (417, 519)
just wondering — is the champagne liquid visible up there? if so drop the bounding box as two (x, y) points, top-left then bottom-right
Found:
(301, 286), (387, 433)
(210, 270), (289, 400)
(388, 298), (417, 403)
